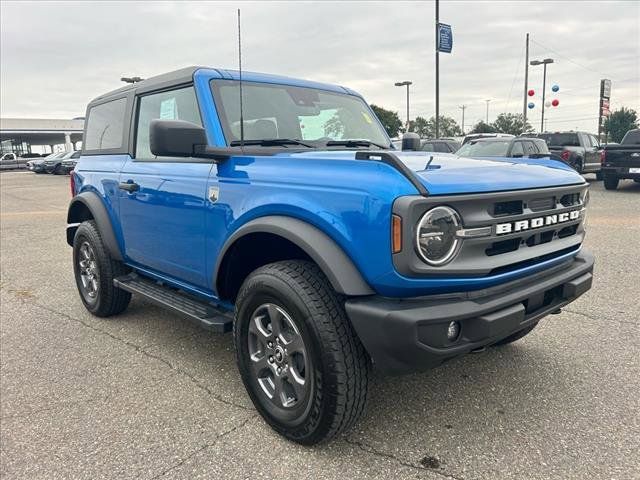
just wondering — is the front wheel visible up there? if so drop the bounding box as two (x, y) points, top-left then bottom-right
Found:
(234, 260), (370, 445)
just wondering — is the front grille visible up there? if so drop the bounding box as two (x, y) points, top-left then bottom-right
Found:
(392, 183), (588, 278)
(529, 196), (555, 212)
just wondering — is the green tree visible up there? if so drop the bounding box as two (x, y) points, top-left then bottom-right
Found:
(370, 104), (403, 138)
(492, 113), (533, 135)
(604, 107), (638, 143)
(431, 115), (463, 138)
(470, 120), (496, 134)
(408, 116), (430, 136)
(408, 115), (462, 138)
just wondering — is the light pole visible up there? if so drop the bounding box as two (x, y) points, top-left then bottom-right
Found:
(530, 58), (554, 132)
(458, 105), (466, 134)
(395, 81), (412, 131)
(485, 99), (491, 123)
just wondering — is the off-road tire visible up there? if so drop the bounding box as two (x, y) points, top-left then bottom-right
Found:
(603, 174), (619, 190)
(493, 322), (538, 346)
(73, 220), (131, 317)
(234, 260), (370, 445)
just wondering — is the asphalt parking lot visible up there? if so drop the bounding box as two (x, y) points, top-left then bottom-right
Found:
(1, 170), (638, 480)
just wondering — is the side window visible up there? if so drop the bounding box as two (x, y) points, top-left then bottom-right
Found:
(435, 143), (449, 153)
(511, 141), (525, 157)
(580, 133), (592, 147)
(589, 135), (600, 148)
(84, 98), (127, 151)
(421, 143), (436, 152)
(135, 87), (202, 159)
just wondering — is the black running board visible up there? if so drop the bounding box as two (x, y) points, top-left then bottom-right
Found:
(113, 273), (233, 333)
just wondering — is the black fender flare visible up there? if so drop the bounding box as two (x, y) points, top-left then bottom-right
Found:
(66, 192), (123, 261)
(214, 216), (374, 296)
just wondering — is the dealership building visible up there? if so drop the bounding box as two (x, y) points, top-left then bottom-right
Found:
(0, 118), (84, 155)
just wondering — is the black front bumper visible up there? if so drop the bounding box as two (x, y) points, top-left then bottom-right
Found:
(346, 251), (594, 375)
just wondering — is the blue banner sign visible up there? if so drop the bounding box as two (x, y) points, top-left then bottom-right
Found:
(437, 23), (453, 53)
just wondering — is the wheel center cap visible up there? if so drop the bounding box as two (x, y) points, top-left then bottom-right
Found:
(274, 347), (285, 364)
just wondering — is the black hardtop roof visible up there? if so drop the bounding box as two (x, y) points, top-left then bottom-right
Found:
(90, 66), (206, 104)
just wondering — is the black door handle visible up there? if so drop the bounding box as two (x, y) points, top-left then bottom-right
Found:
(119, 181), (139, 193)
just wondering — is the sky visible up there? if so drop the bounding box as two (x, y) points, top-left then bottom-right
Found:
(1, 1), (638, 134)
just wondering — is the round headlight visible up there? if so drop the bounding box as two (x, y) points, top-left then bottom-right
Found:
(415, 206), (462, 266)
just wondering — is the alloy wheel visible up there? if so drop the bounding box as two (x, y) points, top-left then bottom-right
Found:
(247, 303), (309, 409)
(78, 241), (99, 300)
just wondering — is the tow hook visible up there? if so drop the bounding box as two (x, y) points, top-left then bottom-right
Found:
(551, 309), (562, 315)
(470, 346), (486, 354)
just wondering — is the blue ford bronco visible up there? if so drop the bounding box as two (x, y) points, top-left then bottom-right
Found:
(67, 66), (594, 444)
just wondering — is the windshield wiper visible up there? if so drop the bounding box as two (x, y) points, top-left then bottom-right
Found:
(325, 139), (389, 150)
(229, 138), (315, 148)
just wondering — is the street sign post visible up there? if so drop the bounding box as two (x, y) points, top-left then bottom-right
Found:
(437, 23), (453, 53)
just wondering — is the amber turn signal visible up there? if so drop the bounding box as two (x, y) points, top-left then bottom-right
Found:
(392, 214), (402, 253)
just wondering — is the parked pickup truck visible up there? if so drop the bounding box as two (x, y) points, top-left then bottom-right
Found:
(536, 131), (603, 177)
(601, 129), (640, 190)
(67, 67), (594, 444)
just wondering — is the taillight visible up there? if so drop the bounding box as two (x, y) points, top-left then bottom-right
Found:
(600, 150), (606, 164)
(70, 172), (76, 197)
(560, 150), (571, 162)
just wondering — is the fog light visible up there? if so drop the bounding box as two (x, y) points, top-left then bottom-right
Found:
(447, 321), (460, 341)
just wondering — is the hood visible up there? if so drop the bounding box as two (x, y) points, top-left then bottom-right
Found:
(385, 152), (583, 195)
(279, 150), (584, 195)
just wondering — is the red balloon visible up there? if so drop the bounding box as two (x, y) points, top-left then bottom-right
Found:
(552, 99), (559, 107)
(528, 89), (535, 97)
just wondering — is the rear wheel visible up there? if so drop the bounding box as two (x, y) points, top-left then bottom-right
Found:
(73, 220), (131, 316)
(234, 260), (370, 445)
(603, 174), (619, 190)
(493, 322), (538, 346)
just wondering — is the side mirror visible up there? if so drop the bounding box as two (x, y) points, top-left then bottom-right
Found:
(149, 119), (208, 157)
(401, 132), (421, 151)
(512, 153), (524, 158)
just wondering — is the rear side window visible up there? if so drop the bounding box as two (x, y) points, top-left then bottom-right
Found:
(84, 98), (127, 150)
(538, 133), (580, 147)
(511, 141), (525, 156)
(534, 140), (549, 153)
(524, 141), (538, 155)
(135, 87), (202, 159)
(622, 130), (640, 145)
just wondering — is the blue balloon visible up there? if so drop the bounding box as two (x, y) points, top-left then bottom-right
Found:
(528, 102), (535, 109)
(552, 84), (559, 92)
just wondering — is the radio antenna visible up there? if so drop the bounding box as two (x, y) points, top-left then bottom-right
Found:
(237, 8), (245, 151)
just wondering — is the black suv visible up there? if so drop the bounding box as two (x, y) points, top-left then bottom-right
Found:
(535, 132), (602, 177)
(420, 139), (461, 153)
(457, 137), (549, 158)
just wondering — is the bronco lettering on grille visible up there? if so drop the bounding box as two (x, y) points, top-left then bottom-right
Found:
(495, 209), (582, 235)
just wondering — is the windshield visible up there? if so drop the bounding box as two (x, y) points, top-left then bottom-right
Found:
(210, 80), (390, 148)
(538, 133), (579, 147)
(456, 140), (510, 157)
